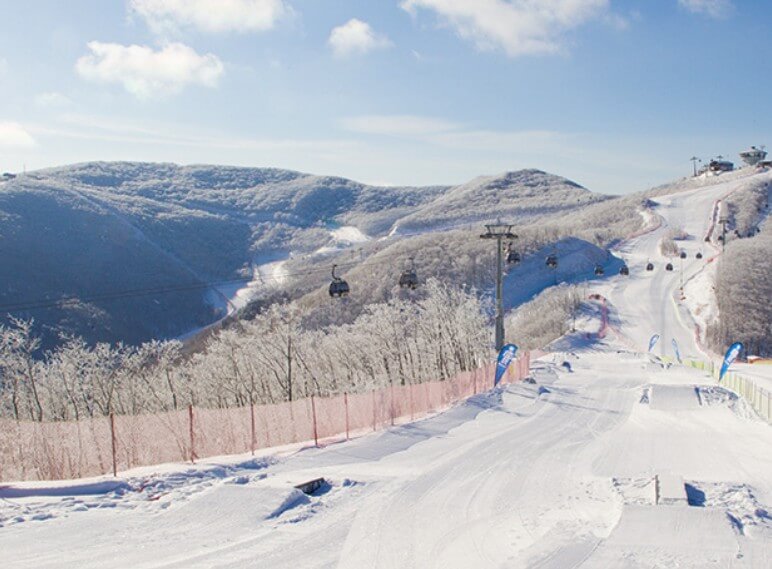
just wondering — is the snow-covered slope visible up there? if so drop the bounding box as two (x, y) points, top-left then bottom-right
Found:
(2, 168), (772, 568)
(392, 169), (607, 234)
(0, 162), (622, 348)
(601, 168), (772, 360)
(2, 336), (770, 568)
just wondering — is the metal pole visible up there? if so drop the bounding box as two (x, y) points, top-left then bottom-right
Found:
(495, 236), (504, 351)
(480, 222), (515, 353)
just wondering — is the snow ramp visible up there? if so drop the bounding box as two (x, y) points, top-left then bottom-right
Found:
(649, 385), (700, 411)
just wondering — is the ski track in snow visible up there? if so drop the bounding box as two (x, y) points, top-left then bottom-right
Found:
(2, 170), (772, 567)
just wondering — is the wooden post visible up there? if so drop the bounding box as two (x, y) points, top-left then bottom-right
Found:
(473, 368), (478, 394)
(311, 395), (319, 447)
(344, 392), (350, 441)
(188, 404), (196, 463)
(250, 402), (256, 456)
(109, 412), (117, 478)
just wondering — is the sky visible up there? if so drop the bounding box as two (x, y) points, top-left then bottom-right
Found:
(0, 0), (769, 194)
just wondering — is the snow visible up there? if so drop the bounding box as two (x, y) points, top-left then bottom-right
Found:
(2, 339), (771, 567)
(195, 224), (369, 327)
(330, 225), (369, 245)
(2, 169), (772, 567)
(601, 169), (772, 360)
(502, 237), (622, 309)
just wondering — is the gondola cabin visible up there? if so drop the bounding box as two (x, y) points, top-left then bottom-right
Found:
(329, 265), (350, 297)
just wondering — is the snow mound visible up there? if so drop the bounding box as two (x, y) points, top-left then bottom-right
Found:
(685, 481), (772, 537)
(696, 385), (758, 419)
(266, 488), (311, 519)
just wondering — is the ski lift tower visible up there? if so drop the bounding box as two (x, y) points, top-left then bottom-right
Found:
(480, 221), (517, 351)
(690, 156), (701, 177)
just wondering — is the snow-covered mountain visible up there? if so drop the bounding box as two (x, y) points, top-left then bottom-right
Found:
(0, 161), (623, 348)
(393, 169), (608, 234)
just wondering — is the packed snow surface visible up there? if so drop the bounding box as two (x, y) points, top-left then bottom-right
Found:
(2, 169), (771, 567)
(2, 345), (771, 567)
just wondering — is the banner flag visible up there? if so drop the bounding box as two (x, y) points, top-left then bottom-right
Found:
(648, 334), (660, 352)
(494, 344), (518, 386)
(719, 342), (743, 381)
(671, 339), (682, 364)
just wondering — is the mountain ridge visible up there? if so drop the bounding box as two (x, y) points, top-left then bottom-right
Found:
(0, 161), (613, 348)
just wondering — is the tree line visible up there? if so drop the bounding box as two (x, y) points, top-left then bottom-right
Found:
(0, 280), (491, 422)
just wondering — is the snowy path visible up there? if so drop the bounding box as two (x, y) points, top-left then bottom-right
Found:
(3, 342), (771, 568)
(604, 169), (772, 360)
(2, 171), (772, 567)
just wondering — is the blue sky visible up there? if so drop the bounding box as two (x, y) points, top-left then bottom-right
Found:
(0, 0), (769, 194)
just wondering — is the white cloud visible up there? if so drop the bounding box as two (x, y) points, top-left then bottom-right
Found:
(340, 113), (568, 154)
(678, 0), (733, 18)
(328, 19), (392, 58)
(35, 92), (72, 108)
(75, 41), (224, 99)
(341, 115), (459, 136)
(36, 113), (358, 155)
(400, 0), (613, 57)
(0, 122), (36, 148)
(130, 0), (288, 34)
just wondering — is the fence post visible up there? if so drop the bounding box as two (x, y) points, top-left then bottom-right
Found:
(250, 402), (256, 456)
(409, 383), (414, 421)
(311, 395), (319, 447)
(344, 392), (350, 441)
(109, 412), (118, 478)
(390, 382), (395, 427)
(188, 405), (196, 463)
(372, 390), (377, 432)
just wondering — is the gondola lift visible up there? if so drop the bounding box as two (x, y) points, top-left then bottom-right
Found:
(398, 257), (419, 290)
(594, 264), (604, 276)
(665, 262), (674, 271)
(545, 253), (558, 269)
(646, 261), (654, 271)
(328, 264), (350, 297)
(619, 264), (630, 276)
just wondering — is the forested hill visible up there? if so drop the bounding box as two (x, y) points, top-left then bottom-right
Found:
(0, 161), (614, 349)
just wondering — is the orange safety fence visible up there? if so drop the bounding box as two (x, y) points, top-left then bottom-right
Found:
(0, 353), (534, 482)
